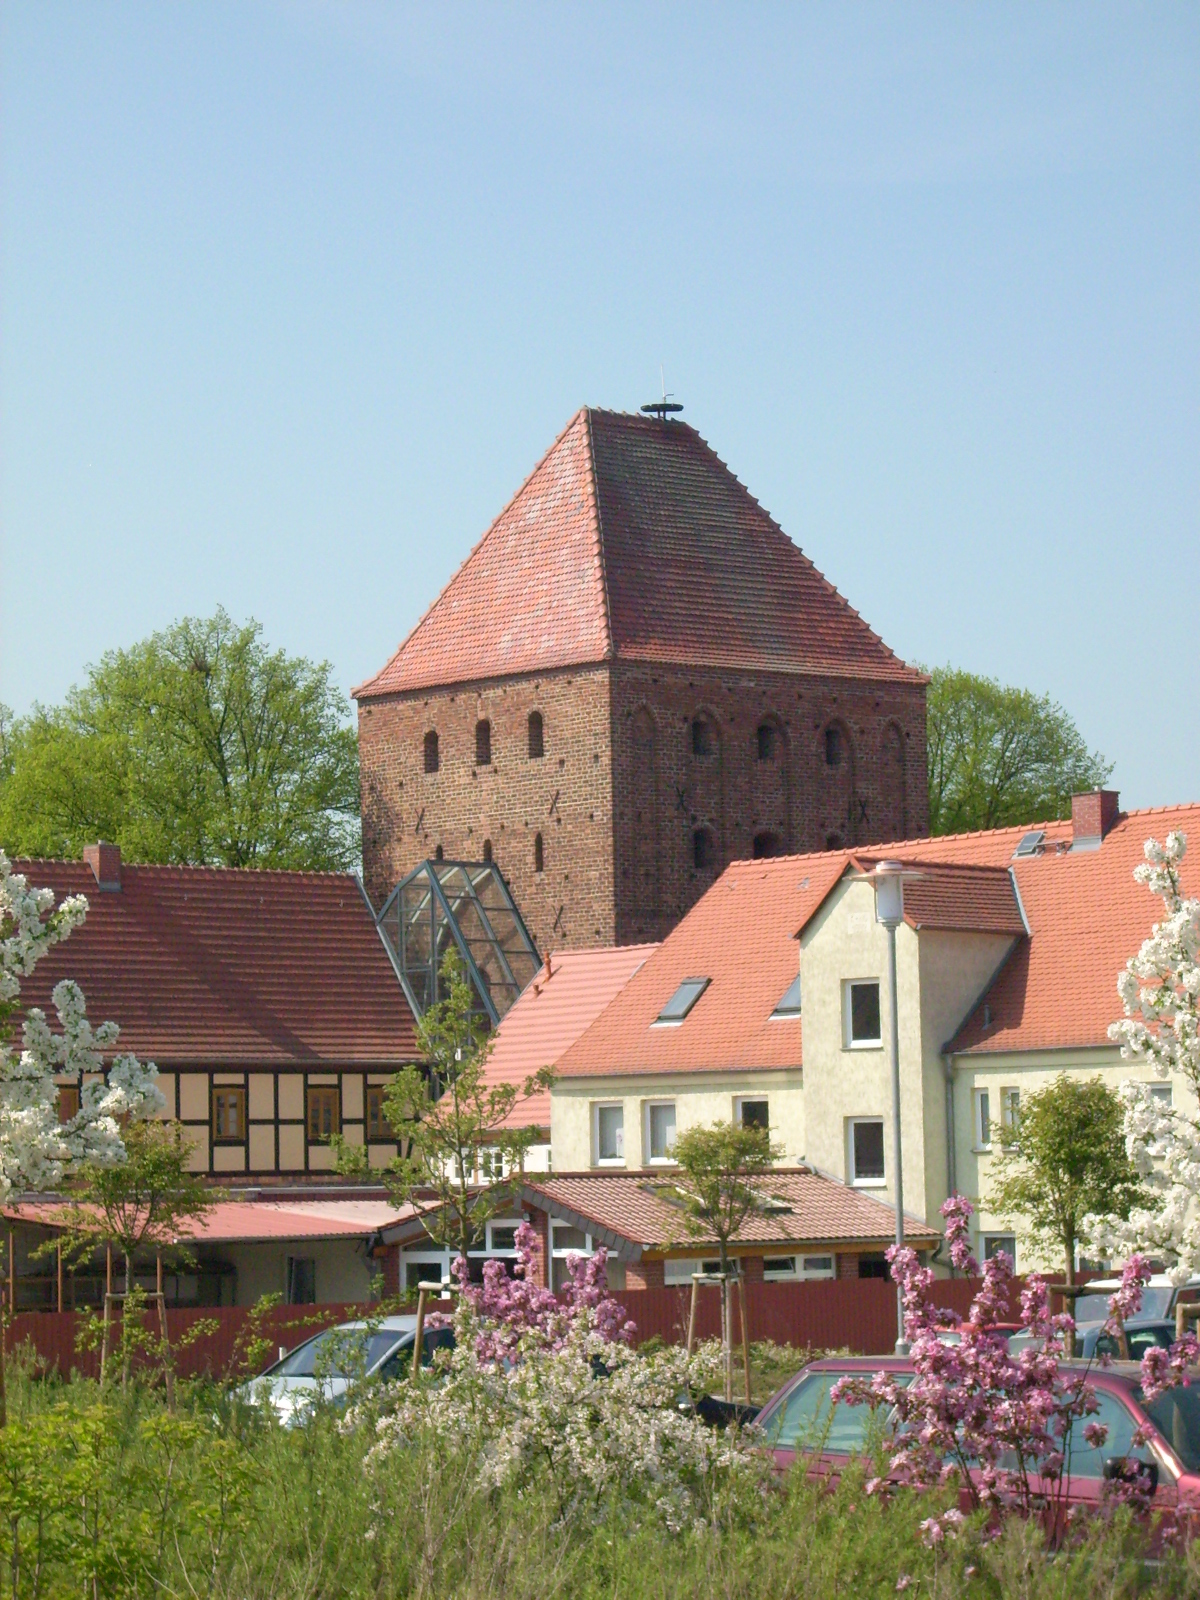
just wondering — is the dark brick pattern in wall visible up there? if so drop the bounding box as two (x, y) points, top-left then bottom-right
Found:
(609, 664), (928, 945)
(359, 666), (617, 952)
(360, 663), (926, 951)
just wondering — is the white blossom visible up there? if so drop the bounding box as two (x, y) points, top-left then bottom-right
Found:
(1088, 832), (1200, 1282)
(358, 1299), (758, 1532)
(0, 851), (161, 1203)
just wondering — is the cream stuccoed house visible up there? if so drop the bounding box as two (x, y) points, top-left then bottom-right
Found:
(487, 791), (1200, 1274)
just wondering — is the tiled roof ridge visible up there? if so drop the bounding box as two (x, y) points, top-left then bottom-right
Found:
(669, 422), (921, 681)
(13, 857), (360, 884)
(529, 1164), (817, 1183)
(354, 408), (595, 699)
(582, 408), (615, 661)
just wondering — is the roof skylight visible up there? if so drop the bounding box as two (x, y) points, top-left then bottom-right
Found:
(655, 978), (710, 1025)
(771, 973), (802, 1018)
(1013, 831), (1045, 858)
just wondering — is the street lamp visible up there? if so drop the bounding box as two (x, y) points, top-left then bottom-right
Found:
(867, 859), (922, 1355)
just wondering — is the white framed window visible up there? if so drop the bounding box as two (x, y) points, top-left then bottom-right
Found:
(645, 1100), (677, 1163)
(842, 980), (882, 1048)
(592, 1102), (625, 1165)
(1149, 1083), (1174, 1110)
(973, 1088), (992, 1151)
(664, 1256), (723, 1285)
(735, 1097), (769, 1132)
(982, 1233), (1016, 1266)
(479, 1219), (521, 1256)
(399, 1249), (454, 1296)
(1000, 1087), (1020, 1134)
(763, 1254), (836, 1282)
(550, 1221), (594, 1292)
(848, 1117), (885, 1186)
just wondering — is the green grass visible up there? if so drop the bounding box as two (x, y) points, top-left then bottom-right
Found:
(0, 1352), (1191, 1599)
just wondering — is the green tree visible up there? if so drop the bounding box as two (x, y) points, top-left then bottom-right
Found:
(987, 1075), (1147, 1286)
(369, 950), (553, 1268)
(55, 1119), (215, 1297)
(663, 1120), (784, 1400)
(925, 667), (1111, 836)
(0, 610), (359, 870)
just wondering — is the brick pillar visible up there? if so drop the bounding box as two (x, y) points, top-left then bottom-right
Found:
(380, 1245), (400, 1298)
(837, 1252), (860, 1279)
(741, 1255), (765, 1284)
(523, 1206), (551, 1287)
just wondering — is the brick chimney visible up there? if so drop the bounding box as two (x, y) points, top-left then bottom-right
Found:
(1071, 790), (1120, 850)
(83, 842), (122, 891)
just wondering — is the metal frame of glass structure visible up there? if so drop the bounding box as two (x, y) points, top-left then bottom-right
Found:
(370, 860), (541, 1027)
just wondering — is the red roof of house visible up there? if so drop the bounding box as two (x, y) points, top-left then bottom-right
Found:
(486, 945), (658, 1127)
(553, 856), (844, 1078)
(355, 409), (922, 698)
(12, 856), (420, 1067)
(552, 803), (1200, 1077)
(521, 1170), (940, 1254)
(945, 804), (1200, 1055)
(7, 1199), (417, 1244)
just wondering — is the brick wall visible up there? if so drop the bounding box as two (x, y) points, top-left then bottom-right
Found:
(359, 661), (927, 952)
(358, 666), (617, 951)
(609, 664), (928, 945)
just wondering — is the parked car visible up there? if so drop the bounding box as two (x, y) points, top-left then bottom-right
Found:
(1072, 1276), (1200, 1329)
(754, 1355), (1200, 1513)
(1077, 1320), (1178, 1362)
(238, 1316), (456, 1425)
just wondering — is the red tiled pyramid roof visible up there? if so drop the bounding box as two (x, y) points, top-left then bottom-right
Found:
(13, 858), (420, 1067)
(355, 409), (922, 697)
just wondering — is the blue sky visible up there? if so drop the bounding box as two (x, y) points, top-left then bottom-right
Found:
(3, 3), (1197, 810)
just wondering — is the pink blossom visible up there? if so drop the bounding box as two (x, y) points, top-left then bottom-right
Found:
(1082, 1421), (1109, 1449)
(1106, 1254), (1150, 1327)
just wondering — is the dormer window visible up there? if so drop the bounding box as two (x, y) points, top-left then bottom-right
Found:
(655, 977), (710, 1025)
(771, 974), (802, 1018)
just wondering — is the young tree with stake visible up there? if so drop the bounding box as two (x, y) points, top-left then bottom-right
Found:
(661, 1119), (784, 1402)
(375, 949), (553, 1270)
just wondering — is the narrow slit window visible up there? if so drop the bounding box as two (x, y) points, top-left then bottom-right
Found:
(475, 719), (492, 766)
(825, 727), (844, 767)
(528, 711), (544, 759)
(756, 723), (776, 761)
(844, 980), (881, 1047)
(423, 731), (439, 773)
(692, 828), (715, 870)
(534, 832), (544, 872)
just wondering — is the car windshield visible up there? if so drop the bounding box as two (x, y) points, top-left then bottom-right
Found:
(271, 1327), (404, 1379)
(765, 1371), (912, 1455)
(1142, 1384), (1200, 1473)
(1075, 1288), (1173, 1324)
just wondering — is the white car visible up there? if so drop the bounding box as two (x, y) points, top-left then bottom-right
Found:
(237, 1315), (454, 1425)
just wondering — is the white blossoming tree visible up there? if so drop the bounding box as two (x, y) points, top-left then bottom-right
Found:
(0, 848), (162, 1205)
(1089, 832), (1200, 1282)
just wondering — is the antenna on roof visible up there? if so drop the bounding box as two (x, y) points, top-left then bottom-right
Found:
(641, 366), (683, 422)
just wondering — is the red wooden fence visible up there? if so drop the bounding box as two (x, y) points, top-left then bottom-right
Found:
(3, 1275), (1031, 1382)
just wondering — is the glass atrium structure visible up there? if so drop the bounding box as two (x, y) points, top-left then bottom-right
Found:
(372, 860), (541, 1026)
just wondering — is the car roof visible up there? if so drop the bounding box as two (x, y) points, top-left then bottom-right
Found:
(317, 1315), (419, 1335)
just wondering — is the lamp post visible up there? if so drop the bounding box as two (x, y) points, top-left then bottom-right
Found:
(871, 860), (915, 1355)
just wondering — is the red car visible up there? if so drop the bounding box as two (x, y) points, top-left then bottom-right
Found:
(754, 1356), (1200, 1515)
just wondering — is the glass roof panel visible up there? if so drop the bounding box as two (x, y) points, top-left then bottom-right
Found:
(656, 977), (711, 1024)
(772, 974), (803, 1018)
(373, 859), (540, 1026)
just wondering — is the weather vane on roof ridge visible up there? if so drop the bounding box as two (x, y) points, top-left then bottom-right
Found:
(641, 364), (683, 421)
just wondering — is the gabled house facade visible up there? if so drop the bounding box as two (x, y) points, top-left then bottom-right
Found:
(16, 844), (421, 1178)
(519, 791), (1199, 1272)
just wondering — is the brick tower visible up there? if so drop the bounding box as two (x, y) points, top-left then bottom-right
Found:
(356, 408), (928, 951)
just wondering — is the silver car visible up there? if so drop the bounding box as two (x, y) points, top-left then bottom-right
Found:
(238, 1315), (454, 1425)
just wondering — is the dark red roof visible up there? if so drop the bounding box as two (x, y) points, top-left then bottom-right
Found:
(356, 409), (922, 697)
(13, 857), (420, 1067)
(852, 860), (1027, 936)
